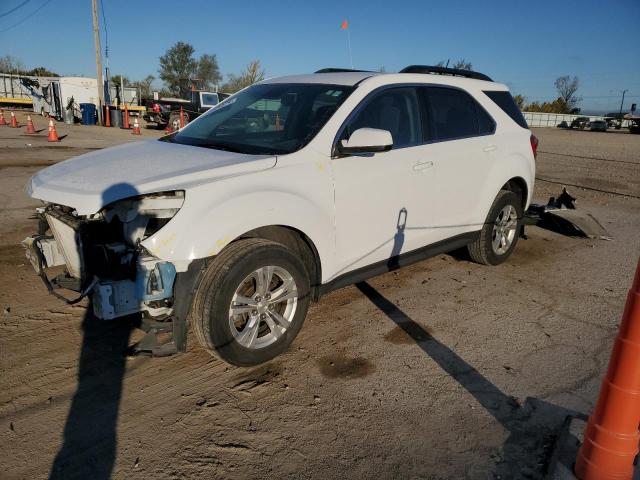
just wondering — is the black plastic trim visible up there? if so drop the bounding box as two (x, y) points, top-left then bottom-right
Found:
(400, 65), (493, 82)
(319, 231), (479, 296)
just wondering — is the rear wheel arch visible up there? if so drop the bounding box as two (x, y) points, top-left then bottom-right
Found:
(501, 177), (528, 208)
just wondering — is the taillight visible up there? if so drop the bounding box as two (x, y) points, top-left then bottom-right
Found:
(530, 134), (539, 159)
(152, 103), (161, 113)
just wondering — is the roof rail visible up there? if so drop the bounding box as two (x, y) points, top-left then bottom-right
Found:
(399, 65), (493, 82)
(315, 68), (374, 74)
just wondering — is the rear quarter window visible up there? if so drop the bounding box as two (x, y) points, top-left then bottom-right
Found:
(483, 90), (528, 129)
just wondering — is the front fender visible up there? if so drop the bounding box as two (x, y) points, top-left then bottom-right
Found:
(142, 187), (334, 278)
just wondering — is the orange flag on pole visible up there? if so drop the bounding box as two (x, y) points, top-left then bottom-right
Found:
(341, 20), (349, 30)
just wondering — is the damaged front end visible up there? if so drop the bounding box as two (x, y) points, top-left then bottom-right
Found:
(22, 190), (189, 354)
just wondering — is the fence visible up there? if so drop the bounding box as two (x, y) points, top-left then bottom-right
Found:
(523, 111), (630, 128)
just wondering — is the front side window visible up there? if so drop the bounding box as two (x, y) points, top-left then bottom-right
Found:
(342, 87), (422, 149)
(171, 83), (354, 155)
(425, 87), (495, 142)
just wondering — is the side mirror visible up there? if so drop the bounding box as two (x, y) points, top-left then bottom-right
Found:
(337, 128), (393, 155)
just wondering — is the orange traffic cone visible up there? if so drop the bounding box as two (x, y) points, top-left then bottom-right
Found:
(10, 111), (18, 128)
(25, 115), (36, 134)
(0, 110), (6, 126)
(575, 258), (640, 480)
(179, 106), (185, 128)
(131, 117), (141, 135)
(47, 119), (59, 142)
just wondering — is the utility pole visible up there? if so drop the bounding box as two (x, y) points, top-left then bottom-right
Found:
(619, 89), (628, 114)
(91, 0), (105, 125)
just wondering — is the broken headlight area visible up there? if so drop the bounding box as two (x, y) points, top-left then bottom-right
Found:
(22, 191), (184, 320)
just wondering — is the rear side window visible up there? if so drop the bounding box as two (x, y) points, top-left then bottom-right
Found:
(424, 87), (495, 142)
(483, 90), (528, 129)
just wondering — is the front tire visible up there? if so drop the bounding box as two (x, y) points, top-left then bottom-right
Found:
(168, 111), (189, 131)
(191, 238), (311, 366)
(467, 190), (523, 266)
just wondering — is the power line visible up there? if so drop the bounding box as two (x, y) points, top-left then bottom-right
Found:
(0, 0), (52, 33)
(99, 0), (108, 56)
(0, 0), (30, 18)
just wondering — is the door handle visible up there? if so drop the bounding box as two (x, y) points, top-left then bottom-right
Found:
(412, 160), (434, 171)
(483, 144), (497, 152)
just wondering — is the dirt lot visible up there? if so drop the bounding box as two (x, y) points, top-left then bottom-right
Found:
(1, 111), (639, 479)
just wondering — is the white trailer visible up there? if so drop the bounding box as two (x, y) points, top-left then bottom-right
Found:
(32, 77), (99, 120)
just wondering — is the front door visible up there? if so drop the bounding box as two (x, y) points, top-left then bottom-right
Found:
(330, 86), (439, 280)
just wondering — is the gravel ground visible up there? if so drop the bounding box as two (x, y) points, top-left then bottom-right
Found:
(0, 112), (639, 480)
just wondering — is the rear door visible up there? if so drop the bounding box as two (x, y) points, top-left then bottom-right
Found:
(419, 86), (497, 239)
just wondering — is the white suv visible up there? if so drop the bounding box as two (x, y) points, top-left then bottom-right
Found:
(24, 66), (537, 365)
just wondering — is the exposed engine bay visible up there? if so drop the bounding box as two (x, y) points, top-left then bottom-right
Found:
(22, 191), (185, 321)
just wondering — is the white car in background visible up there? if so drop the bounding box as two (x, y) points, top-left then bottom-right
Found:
(24, 65), (537, 366)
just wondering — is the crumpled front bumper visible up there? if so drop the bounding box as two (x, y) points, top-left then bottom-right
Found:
(22, 209), (177, 320)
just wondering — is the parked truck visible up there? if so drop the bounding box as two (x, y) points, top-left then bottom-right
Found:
(143, 90), (229, 129)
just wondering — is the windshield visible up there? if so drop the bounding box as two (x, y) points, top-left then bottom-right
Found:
(170, 83), (355, 155)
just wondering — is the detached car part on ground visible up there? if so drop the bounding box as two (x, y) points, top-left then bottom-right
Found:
(24, 66), (548, 366)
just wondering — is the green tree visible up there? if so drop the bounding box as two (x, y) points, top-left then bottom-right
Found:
(523, 98), (570, 114)
(159, 41), (198, 97)
(110, 74), (130, 86)
(24, 66), (59, 77)
(196, 54), (222, 90)
(222, 60), (265, 93)
(513, 94), (526, 110)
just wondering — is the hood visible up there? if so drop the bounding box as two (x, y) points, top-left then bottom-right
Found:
(27, 140), (277, 215)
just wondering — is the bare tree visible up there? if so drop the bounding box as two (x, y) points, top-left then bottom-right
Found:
(222, 60), (265, 93)
(0, 55), (25, 73)
(131, 75), (156, 100)
(555, 75), (581, 111)
(436, 59), (472, 70)
(452, 59), (472, 70)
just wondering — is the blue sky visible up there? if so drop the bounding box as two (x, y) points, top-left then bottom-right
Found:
(1, 0), (638, 113)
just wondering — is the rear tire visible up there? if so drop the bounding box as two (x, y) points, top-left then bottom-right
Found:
(191, 238), (311, 366)
(467, 190), (523, 266)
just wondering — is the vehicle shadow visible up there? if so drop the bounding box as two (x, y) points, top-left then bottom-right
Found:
(49, 308), (135, 480)
(50, 182), (142, 479)
(355, 281), (579, 478)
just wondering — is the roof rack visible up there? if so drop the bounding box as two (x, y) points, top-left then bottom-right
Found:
(315, 68), (374, 74)
(399, 65), (493, 82)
